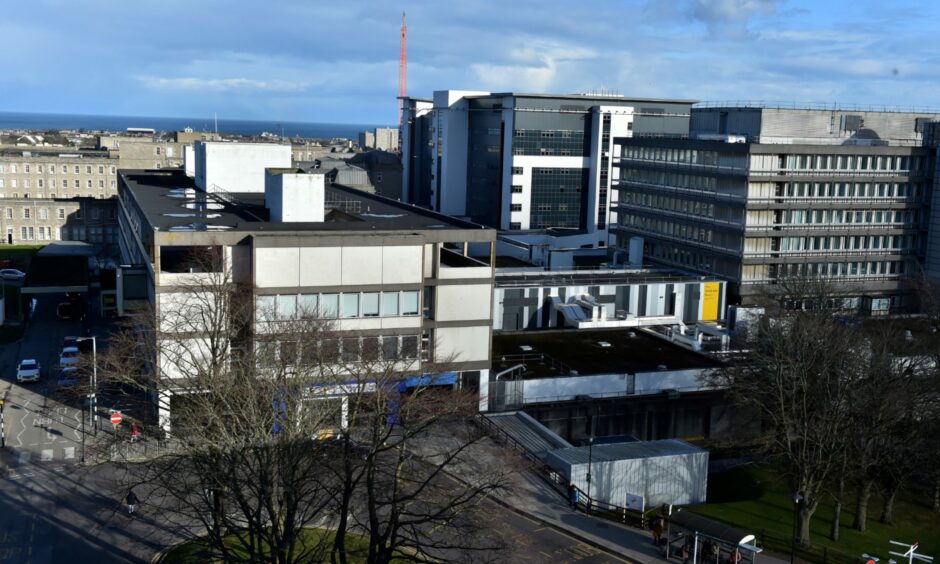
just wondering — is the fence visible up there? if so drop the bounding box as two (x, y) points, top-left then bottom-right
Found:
(757, 528), (859, 564)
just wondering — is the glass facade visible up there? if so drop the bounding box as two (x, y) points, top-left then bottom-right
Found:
(529, 167), (588, 229)
(512, 129), (587, 156)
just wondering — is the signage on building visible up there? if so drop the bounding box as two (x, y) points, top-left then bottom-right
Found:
(702, 282), (720, 321)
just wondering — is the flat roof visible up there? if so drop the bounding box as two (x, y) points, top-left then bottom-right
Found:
(549, 439), (704, 465)
(492, 328), (721, 378)
(483, 93), (698, 104)
(120, 169), (492, 234)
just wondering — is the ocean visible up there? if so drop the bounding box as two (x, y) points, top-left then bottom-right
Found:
(0, 111), (387, 140)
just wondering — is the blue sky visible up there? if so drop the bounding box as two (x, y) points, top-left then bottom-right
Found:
(3, 0), (938, 125)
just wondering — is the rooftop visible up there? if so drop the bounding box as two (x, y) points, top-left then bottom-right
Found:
(492, 328), (721, 378)
(694, 100), (940, 115)
(0, 147), (113, 158)
(549, 439), (705, 465)
(120, 168), (492, 234)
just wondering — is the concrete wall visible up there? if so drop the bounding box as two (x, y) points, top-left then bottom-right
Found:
(435, 325), (490, 364)
(195, 142), (291, 193)
(436, 283), (491, 322)
(264, 171), (325, 223)
(254, 245), (423, 288)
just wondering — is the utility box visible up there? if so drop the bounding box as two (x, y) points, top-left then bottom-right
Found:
(546, 439), (708, 508)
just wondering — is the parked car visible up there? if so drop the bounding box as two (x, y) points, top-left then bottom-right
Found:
(57, 366), (79, 387)
(59, 346), (80, 367)
(0, 269), (25, 281)
(63, 336), (79, 350)
(16, 359), (40, 383)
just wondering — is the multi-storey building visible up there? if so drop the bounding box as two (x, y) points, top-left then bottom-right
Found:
(613, 104), (940, 312)
(0, 197), (117, 247)
(117, 142), (496, 431)
(401, 91), (692, 260)
(374, 127), (399, 152)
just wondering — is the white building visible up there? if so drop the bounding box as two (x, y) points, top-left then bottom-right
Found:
(118, 144), (496, 431)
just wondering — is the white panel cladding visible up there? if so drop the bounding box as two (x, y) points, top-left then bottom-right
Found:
(256, 248), (300, 287)
(438, 265), (491, 280)
(381, 246), (423, 284)
(195, 142), (292, 193)
(299, 247), (342, 286)
(423, 244), (435, 278)
(435, 325), (490, 363)
(337, 317), (422, 331)
(264, 171), (325, 223)
(436, 283), (492, 322)
(341, 247), (383, 285)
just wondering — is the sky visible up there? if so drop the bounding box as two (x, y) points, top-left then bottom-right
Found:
(3, 0), (939, 126)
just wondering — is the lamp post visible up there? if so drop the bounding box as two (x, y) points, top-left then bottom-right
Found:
(586, 402), (597, 514)
(76, 336), (97, 435)
(791, 491), (804, 563)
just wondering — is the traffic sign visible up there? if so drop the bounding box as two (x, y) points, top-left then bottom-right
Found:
(110, 412), (123, 425)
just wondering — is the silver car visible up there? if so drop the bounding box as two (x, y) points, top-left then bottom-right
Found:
(16, 359), (40, 383)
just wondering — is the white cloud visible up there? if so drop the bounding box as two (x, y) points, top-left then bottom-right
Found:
(136, 76), (309, 92)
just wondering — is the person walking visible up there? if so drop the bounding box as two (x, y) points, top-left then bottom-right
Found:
(567, 482), (579, 510)
(126, 489), (139, 516)
(651, 517), (664, 546)
(130, 422), (139, 443)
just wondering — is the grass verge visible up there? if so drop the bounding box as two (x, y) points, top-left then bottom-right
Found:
(688, 464), (940, 562)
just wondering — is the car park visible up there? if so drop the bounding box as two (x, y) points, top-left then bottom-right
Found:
(16, 359), (41, 383)
(0, 268), (25, 281)
(59, 346), (80, 367)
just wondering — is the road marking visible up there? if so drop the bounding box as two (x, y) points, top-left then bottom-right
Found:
(41, 449), (53, 462)
(63, 447), (75, 460)
(17, 451), (30, 464)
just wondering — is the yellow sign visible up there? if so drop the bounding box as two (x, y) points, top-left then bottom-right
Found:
(702, 283), (720, 321)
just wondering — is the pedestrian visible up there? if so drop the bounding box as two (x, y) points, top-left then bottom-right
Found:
(130, 422), (139, 443)
(567, 482), (579, 510)
(651, 517), (664, 546)
(709, 538), (720, 562)
(126, 489), (139, 516)
(729, 547), (743, 564)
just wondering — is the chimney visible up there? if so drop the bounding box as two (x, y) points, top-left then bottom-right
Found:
(264, 169), (325, 222)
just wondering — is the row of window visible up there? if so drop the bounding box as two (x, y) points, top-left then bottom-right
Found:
(0, 178), (116, 190)
(620, 168), (720, 194)
(619, 191), (743, 223)
(5, 207), (71, 220)
(256, 291), (422, 321)
(775, 234), (914, 252)
(620, 214), (718, 245)
(257, 334), (422, 365)
(0, 164), (116, 175)
(782, 154), (925, 172)
(16, 226), (58, 241)
(779, 182), (923, 199)
(620, 146), (721, 166)
(778, 209), (917, 226)
(774, 260), (907, 278)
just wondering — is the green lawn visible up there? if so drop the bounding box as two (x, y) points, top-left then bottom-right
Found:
(688, 465), (940, 562)
(161, 528), (377, 563)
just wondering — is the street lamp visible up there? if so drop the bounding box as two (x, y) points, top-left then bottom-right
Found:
(791, 491), (804, 563)
(76, 336), (97, 436)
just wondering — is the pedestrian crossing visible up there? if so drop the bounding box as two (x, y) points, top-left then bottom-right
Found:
(12, 446), (77, 466)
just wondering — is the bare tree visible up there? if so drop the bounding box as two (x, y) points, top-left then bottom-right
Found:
(713, 277), (862, 547)
(95, 248), (513, 563)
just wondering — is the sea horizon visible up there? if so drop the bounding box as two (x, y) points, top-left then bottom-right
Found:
(0, 110), (390, 140)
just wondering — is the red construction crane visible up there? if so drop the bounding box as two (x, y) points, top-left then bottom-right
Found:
(398, 11), (407, 130)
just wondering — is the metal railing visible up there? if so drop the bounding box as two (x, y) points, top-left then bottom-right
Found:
(693, 100), (940, 114)
(494, 353), (573, 377)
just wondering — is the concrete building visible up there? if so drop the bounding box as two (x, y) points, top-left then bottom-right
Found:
(613, 103), (940, 311)
(0, 197), (117, 248)
(194, 141), (292, 193)
(358, 131), (375, 150)
(400, 91), (693, 265)
(96, 134), (185, 169)
(374, 127), (399, 152)
(348, 151), (404, 200)
(117, 146), (497, 431)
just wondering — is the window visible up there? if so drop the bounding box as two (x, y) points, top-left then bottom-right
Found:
(74, 180), (80, 188)
(37, 179), (43, 188)
(510, 203), (522, 212)
(10, 179), (16, 188)
(24, 179), (30, 188)
(276, 294), (297, 319)
(98, 180), (104, 188)
(57, 208), (65, 219)
(511, 166), (524, 175)
(85, 165), (91, 174)
(401, 335), (419, 359)
(20, 227), (27, 240)
(39, 208), (47, 220)
(381, 336), (399, 359)
(10, 165), (17, 174)
(256, 296), (276, 321)
(341, 293), (359, 318)
(320, 294), (338, 318)
(0, 179), (3, 188)
(361, 292), (379, 317)
(298, 294), (318, 317)
(24, 165), (30, 173)
(509, 222), (521, 230)
(110, 166), (116, 174)
(87, 179), (92, 188)
(74, 165), (79, 174)
(4, 208), (11, 219)
(402, 291), (420, 315)
(98, 166), (104, 174)
(61, 165), (67, 173)
(511, 185), (523, 193)
(382, 292), (400, 316)
(22, 208), (30, 219)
